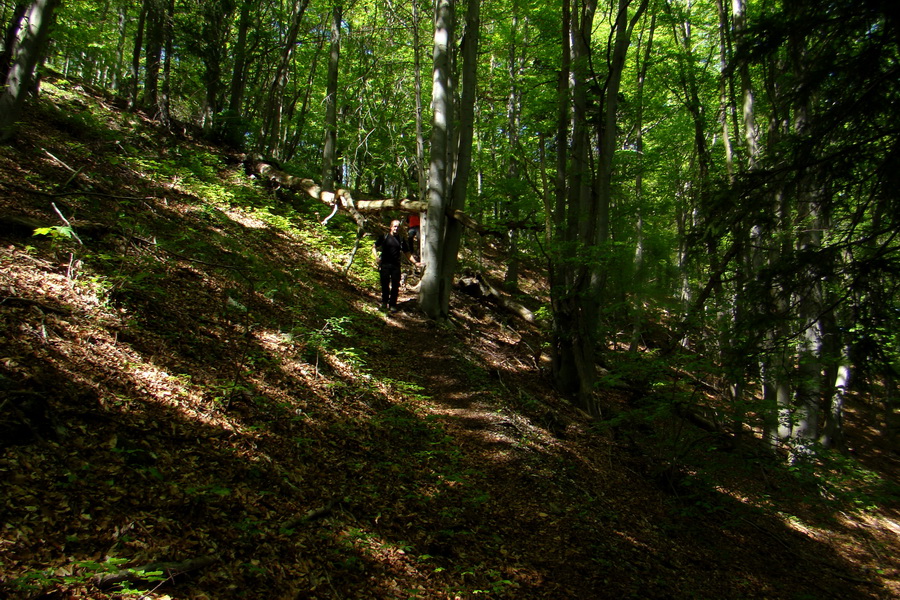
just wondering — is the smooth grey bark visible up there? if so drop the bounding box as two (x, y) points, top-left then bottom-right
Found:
(715, 0), (735, 180)
(0, 0), (61, 142)
(321, 5), (342, 192)
(419, 0), (453, 320)
(437, 0), (480, 313)
(732, 0), (759, 168)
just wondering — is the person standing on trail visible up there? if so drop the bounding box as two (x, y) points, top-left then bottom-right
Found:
(373, 219), (420, 312)
(406, 212), (421, 260)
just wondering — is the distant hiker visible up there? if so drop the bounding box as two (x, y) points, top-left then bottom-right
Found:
(374, 219), (420, 313)
(406, 212), (421, 260)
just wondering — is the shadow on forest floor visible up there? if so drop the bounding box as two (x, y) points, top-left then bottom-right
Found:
(0, 77), (897, 600)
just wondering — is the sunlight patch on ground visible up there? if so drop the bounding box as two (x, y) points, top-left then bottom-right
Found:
(223, 209), (269, 229)
(777, 512), (820, 539)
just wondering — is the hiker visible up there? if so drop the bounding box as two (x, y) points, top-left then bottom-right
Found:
(406, 212), (421, 260)
(373, 219), (420, 312)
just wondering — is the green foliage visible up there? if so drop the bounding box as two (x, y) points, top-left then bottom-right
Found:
(32, 225), (75, 240)
(6, 557), (161, 595)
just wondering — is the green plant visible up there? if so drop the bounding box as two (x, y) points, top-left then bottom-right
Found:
(6, 557), (159, 595)
(33, 224), (76, 240)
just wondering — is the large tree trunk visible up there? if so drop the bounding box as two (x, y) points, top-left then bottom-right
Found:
(0, 0), (61, 142)
(436, 0), (480, 314)
(419, 0), (454, 320)
(220, 0), (252, 147)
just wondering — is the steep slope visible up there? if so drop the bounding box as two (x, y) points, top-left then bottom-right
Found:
(0, 78), (897, 599)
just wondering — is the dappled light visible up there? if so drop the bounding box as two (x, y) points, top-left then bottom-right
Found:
(0, 53), (898, 600)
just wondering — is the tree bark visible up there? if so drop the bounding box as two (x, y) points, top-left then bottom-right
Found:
(0, 0), (61, 142)
(259, 0), (309, 159)
(321, 4), (342, 192)
(436, 0), (480, 314)
(419, 0), (454, 320)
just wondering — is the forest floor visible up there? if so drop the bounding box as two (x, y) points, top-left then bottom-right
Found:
(0, 78), (899, 600)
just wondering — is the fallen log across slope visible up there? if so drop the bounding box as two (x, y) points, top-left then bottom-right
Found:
(246, 158), (489, 234)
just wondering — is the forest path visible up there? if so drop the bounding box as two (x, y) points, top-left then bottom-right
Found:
(354, 282), (658, 598)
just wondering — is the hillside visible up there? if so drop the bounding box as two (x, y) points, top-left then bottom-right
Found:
(0, 79), (898, 600)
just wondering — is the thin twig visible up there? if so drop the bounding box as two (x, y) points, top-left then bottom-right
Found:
(51, 202), (83, 245)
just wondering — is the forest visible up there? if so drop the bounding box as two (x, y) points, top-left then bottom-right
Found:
(0, 0), (898, 598)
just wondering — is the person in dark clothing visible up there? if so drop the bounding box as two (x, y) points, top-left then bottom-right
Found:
(373, 219), (420, 312)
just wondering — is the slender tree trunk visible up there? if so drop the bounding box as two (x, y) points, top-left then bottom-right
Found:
(0, 4), (30, 85)
(629, 8), (656, 352)
(550, 0), (598, 409)
(716, 0), (735, 181)
(504, 9), (522, 290)
(259, 0), (309, 159)
(142, 0), (164, 119)
(112, 4), (128, 91)
(550, 0), (576, 394)
(412, 0), (427, 202)
(321, 4), (342, 192)
(129, 0), (147, 109)
(732, 0), (758, 168)
(158, 0), (174, 126)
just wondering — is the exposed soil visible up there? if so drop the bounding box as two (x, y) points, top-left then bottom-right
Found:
(0, 79), (898, 600)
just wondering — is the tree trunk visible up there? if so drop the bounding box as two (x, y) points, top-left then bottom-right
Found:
(629, 8), (655, 352)
(128, 0), (146, 109)
(0, 3), (29, 85)
(419, 0), (454, 319)
(259, 0), (309, 159)
(437, 0), (480, 314)
(412, 0), (427, 202)
(503, 9), (522, 290)
(158, 0), (174, 127)
(200, 1), (236, 135)
(0, 0), (61, 142)
(321, 4), (342, 192)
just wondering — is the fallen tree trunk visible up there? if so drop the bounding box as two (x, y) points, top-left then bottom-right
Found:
(455, 271), (536, 324)
(247, 158), (509, 237)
